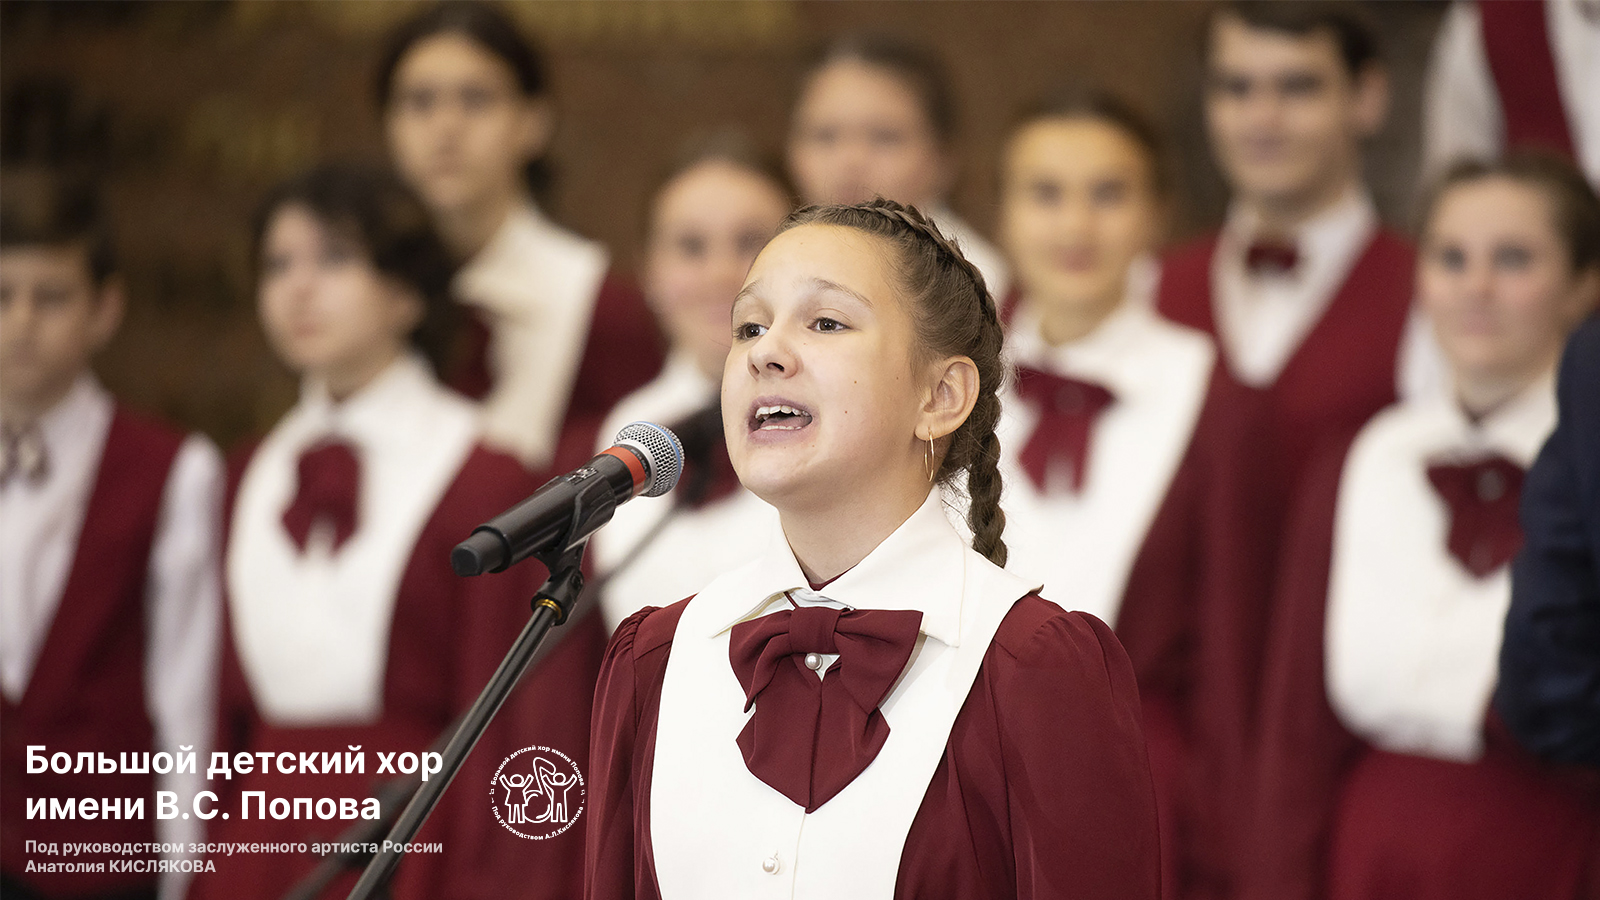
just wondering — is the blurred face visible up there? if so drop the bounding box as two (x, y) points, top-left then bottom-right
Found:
(385, 33), (550, 219)
(1205, 14), (1386, 216)
(1001, 118), (1162, 334)
(0, 245), (121, 421)
(788, 60), (949, 207)
(723, 224), (934, 515)
(257, 205), (422, 396)
(645, 161), (791, 380)
(1419, 178), (1597, 396)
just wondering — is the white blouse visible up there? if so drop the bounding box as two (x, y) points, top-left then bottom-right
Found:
(227, 355), (478, 725)
(1326, 374), (1556, 762)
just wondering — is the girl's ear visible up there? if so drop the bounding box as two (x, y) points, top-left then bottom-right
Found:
(515, 97), (556, 164)
(920, 354), (980, 442)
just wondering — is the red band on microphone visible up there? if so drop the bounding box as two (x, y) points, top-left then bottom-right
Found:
(600, 446), (648, 495)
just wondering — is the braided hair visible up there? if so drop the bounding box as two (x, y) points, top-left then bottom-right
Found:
(779, 199), (1009, 566)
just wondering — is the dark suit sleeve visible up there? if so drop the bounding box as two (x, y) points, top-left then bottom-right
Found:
(1497, 316), (1600, 766)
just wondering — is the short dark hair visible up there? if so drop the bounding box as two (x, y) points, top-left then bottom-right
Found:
(796, 33), (957, 147)
(375, 1), (552, 201)
(0, 169), (116, 285)
(1005, 86), (1171, 197)
(1205, 1), (1381, 79)
(253, 164), (461, 374)
(1421, 151), (1600, 275)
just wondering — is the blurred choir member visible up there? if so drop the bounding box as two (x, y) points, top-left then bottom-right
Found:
(1422, 0), (1600, 189)
(592, 133), (789, 632)
(1244, 155), (1600, 900)
(0, 175), (222, 900)
(1154, 6), (1423, 891)
(786, 33), (1011, 300)
(993, 90), (1252, 900)
(1497, 317), (1600, 767)
(378, 1), (663, 475)
(190, 167), (600, 900)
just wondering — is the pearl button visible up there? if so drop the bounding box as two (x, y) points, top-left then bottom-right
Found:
(803, 652), (823, 671)
(762, 854), (781, 874)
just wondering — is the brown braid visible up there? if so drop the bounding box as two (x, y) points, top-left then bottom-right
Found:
(780, 199), (1009, 566)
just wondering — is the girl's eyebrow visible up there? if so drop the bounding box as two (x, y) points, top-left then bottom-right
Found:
(806, 277), (874, 308)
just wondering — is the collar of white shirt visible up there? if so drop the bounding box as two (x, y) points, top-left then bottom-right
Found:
(1213, 187), (1379, 386)
(704, 490), (970, 647)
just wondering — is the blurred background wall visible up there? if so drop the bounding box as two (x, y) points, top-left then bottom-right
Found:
(0, 0), (1446, 449)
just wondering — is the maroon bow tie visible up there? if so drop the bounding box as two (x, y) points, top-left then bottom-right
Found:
(1425, 456), (1525, 578)
(1244, 238), (1300, 276)
(281, 440), (361, 553)
(1014, 367), (1116, 493)
(671, 404), (741, 510)
(728, 600), (923, 812)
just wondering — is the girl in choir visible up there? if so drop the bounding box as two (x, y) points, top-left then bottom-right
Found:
(1244, 154), (1600, 900)
(378, 1), (663, 475)
(786, 33), (1010, 298)
(993, 88), (1251, 900)
(592, 133), (792, 631)
(586, 199), (1160, 899)
(191, 165), (601, 900)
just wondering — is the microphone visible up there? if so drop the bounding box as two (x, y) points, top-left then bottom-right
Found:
(451, 421), (683, 576)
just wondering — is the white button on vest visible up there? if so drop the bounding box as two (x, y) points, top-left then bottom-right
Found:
(803, 652), (823, 671)
(762, 854), (781, 874)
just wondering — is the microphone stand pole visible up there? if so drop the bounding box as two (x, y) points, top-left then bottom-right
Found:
(343, 540), (589, 900)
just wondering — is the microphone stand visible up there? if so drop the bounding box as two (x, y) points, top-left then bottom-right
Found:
(282, 588), (598, 900)
(343, 539), (590, 900)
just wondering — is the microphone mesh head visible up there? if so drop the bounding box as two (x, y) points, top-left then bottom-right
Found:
(616, 421), (684, 498)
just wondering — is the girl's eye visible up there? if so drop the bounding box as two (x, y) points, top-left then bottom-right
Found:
(1492, 244), (1532, 271)
(260, 253), (291, 278)
(1433, 245), (1466, 272)
(813, 317), (847, 333)
(733, 321), (767, 341)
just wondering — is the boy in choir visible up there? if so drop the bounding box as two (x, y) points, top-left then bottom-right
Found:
(0, 174), (222, 900)
(586, 200), (1160, 900)
(1245, 154), (1600, 900)
(787, 33), (1010, 299)
(592, 133), (791, 632)
(1156, 6), (1422, 888)
(1422, 0), (1600, 189)
(379, 1), (663, 476)
(994, 88), (1252, 900)
(188, 165), (601, 900)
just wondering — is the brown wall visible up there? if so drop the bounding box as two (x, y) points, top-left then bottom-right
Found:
(0, 0), (1446, 449)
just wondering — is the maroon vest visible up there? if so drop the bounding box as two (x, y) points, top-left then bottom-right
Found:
(1480, 0), (1578, 161)
(1, 409), (185, 897)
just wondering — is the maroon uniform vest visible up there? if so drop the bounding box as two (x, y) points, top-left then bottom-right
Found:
(1, 409), (185, 897)
(1480, 0), (1578, 161)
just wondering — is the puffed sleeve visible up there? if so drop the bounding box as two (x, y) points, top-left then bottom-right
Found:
(587, 607), (655, 900)
(898, 598), (1160, 899)
(998, 603), (1162, 900)
(1497, 318), (1600, 767)
(586, 600), (687, 900)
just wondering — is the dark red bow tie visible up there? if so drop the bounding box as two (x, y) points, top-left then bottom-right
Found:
(281, 440), (361, 553)
(1244, 238), (1300, 276)
(1014, 367), (1116, 493)
(728, 600), (923, 812)
(671, 403), (741, 510)
(1425, 456), (1525, 578)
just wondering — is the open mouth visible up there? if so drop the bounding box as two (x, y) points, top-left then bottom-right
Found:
(750, 402), (814, 432)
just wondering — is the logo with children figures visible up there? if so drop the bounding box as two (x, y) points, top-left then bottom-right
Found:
(491, 746), (586, 840)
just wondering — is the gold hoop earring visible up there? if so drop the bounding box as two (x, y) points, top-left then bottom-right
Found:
(924, 430), (935, 483)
